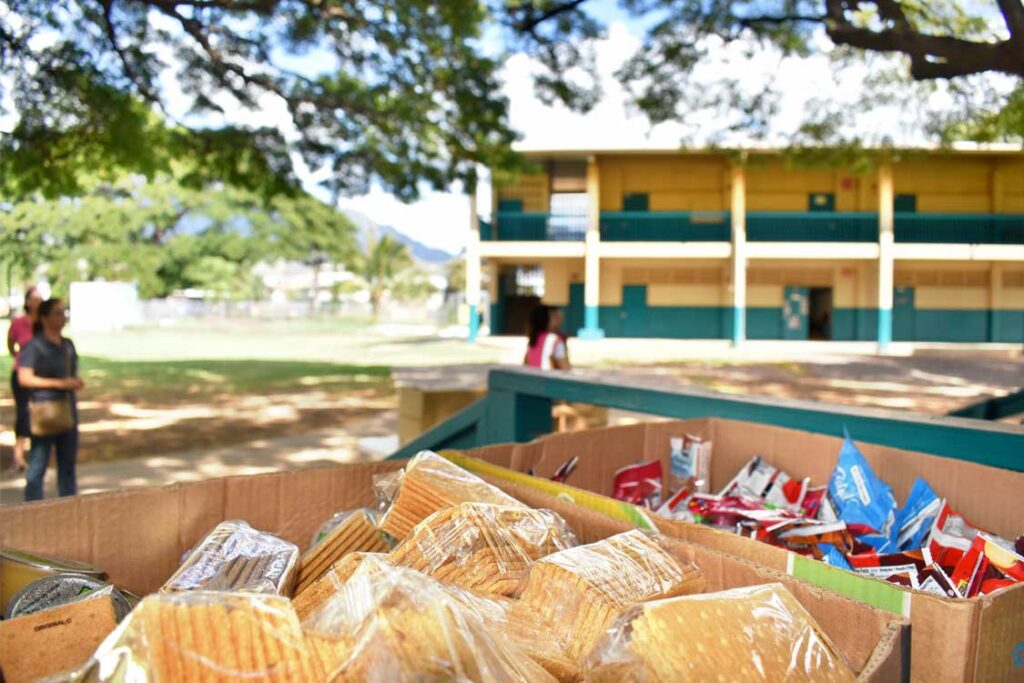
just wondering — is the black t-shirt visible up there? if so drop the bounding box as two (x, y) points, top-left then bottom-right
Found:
(18, 334), (78, 403)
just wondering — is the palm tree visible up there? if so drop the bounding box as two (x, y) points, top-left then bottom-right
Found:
(354, 233), (429, 318)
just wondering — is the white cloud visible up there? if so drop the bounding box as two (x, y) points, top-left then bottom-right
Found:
(336, 186), (471, 254)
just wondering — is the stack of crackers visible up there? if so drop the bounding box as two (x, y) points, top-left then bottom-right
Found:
(293, 509), (389, 595)
(90, 592), (324, 681)
(377, 451), (525, 540)
(386, 502), (578, 597)
(300, 555), (558, 682)
(515, 529), (707, 662)
(583, 583), (856, 682)
(293, 552), (389, 622)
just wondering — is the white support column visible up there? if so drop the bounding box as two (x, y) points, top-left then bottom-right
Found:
(579, 155), (604, 339)
(877, 162), (895, 350)
(730, 162), (747, 346)
(466, 189), (482, 342)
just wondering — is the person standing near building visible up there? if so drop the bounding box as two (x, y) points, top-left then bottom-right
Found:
(6, 286), (42, 472)
(524, 305), (571, 370)
(17, 298), (84, 501)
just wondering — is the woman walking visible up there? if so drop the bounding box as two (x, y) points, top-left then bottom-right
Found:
(17, 298), (84, 501)
(6, 286), (42, 472)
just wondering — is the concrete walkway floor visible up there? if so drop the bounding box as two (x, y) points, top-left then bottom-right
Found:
(0, 413), (397, 505)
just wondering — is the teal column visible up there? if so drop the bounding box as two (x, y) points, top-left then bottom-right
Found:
(467, 303), (479, 343)
(577, 305), (605, 339)
(878, 307), (892, 349)
(732, 306), (745, 346)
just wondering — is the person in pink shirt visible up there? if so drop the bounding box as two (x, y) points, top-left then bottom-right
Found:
(6, 285), (42, 471)
(524, 305), (570, 371)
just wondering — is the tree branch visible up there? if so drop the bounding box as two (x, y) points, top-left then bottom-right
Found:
(824, 0), (1024, 79)
(98, 0), (161, 105)
(514, 0), (589, 34)
(995, 0), (1024, 41)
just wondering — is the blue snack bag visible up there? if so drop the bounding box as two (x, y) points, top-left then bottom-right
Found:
(893, 477), (941, 551)
(819, 543), (854, 571)
(827, 434), (898, 550)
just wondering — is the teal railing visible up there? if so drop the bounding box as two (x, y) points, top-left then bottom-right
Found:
(490, 212), (585, 241)
(894, 213), (1024, 244)
(600, 211), (731, 241)
(746, 212), (879, 242)
(479, 219), (492, 241)
(389, 368), (1024, 472)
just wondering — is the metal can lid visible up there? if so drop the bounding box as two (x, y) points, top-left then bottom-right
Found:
(5, 573), (132, 621)
(0, 548), (105, 577)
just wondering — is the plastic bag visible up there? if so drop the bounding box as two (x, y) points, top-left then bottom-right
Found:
(612, 460), (663, 509)
(376, 451), (526, 540)
(892, 478), (941, 552)
(295, 509), (390, 595)
(582, 583), (855, 682)
(826, 436), (897, 550)
(387, 502), (578, 597)
(293, 552), (389, 622)
(162, 520), (299, 595)
(308, 508), (380, 550)
(77, 591), (321, 681)
(668, 435), (712, 495)
(513, 529), (705, 662)
(718, 455), (809, 512)
(302, 555), (559, 682)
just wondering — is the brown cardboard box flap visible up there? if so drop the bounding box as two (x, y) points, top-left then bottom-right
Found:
(0, 593), (118, 683)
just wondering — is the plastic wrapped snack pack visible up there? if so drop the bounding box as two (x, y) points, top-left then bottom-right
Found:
(375, 450), (526, 540)
(513, 529), (706, 662)
(387, 502), (579, 597)
(76, 591), (322, 682)
(583, 583), (855, 682)
(301, 555), (559, 682)
(162, 520), (299, 595)
(292, 552), (391, 622)
(294, 509), (390, 595)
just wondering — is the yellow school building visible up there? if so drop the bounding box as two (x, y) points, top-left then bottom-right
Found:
(464, 147), (1024, 346)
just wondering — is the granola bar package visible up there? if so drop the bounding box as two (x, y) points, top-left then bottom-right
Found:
(162, 520), (299, 596)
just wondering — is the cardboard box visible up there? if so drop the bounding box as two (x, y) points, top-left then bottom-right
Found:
(458, 417), (1024, 682)
(0, 593), (118, 682)
(0, 459), (906, 681)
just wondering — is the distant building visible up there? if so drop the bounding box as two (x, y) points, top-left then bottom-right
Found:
(464, 146), (1024, 346)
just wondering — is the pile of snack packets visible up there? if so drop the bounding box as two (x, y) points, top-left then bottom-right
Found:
(608, 434), (1024, 599)
(3, 451), (864, 682)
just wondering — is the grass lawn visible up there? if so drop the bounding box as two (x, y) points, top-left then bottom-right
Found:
(0, 318), (506, 463)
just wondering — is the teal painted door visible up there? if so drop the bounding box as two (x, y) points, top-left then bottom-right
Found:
(621, 285), (649, 337)
(893, 287), (914, 341)
(782, 287), (810, 340)
(567, 283), (585, 337)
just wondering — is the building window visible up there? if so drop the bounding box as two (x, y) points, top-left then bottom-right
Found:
(623, 193), (649, 211)
(894, 194), (917, 212)
(808, 193), (836, 212)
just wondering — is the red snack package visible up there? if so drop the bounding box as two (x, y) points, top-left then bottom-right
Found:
(951, 535), (989, 598)
(687, 494), (802, 529)
(769, 521), (855, 556)
(656, 477), (697, 519)
(847, 549), (927, 582)
(981, 578), (1017, 595)
(927, 502), (984, 570)
(612, 460), (663, 509)
(915, 564), (958, 599)
(550, 455), (579, 484)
